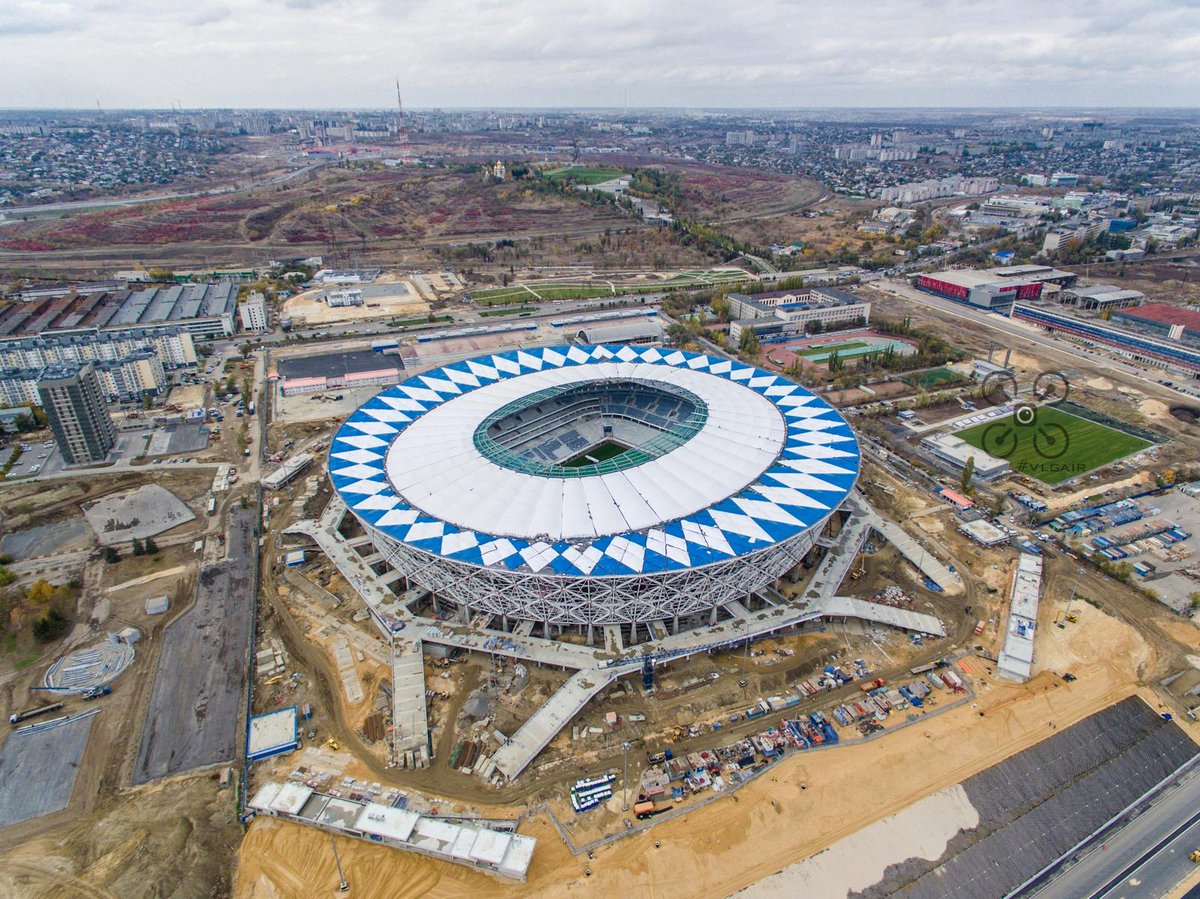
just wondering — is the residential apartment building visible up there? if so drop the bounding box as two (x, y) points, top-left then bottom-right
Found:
(37, 363), (117, 465)
(239, 291), (269, 331)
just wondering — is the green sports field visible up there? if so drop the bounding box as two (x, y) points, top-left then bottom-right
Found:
(544, 166), (626, 185)
(955, 405), (1153, 485)
(563, 440), (629, 467)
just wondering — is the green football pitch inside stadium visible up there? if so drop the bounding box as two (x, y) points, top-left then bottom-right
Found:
(955, 406), (1153, 485)
(562, 440), (629, 467)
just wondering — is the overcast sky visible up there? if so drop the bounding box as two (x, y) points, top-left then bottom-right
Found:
(3, 0), (1200, 109)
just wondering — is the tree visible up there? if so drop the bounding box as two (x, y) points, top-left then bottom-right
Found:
(666, 321), (691, 346)
(144, 536), (159, 555)
(132, 537), (145, 556)
(103, 546), (120, 564)
(0, 565), (14, 587)
(25, 578), (55, 606)
(961, 455), (976, 492)
(738, 328), (761, 358)
(32, 608), (69, 643)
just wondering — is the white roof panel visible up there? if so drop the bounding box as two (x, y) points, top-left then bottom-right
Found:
(330, 346), (859, 577)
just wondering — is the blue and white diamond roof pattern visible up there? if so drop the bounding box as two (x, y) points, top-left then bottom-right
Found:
(329, 344), (860, 577)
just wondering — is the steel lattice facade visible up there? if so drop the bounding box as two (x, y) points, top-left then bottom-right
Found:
(329, 344), (859, 627)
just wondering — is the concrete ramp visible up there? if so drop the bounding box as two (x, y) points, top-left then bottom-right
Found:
(803, 502), (874, 600)
(819, 595), (946, 636)
(483, 669), (618, 782)
(392, 639), (430, 764)
(863, 505), (963, 594)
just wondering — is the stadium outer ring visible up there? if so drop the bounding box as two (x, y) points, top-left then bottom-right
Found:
(328, 344), (860, 627)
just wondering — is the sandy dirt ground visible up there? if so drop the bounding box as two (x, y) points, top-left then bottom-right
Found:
(0, 775), (242, 898)
(738, 784), (980, 897)
(282, 284), (429, 326)
(165, 383), (207, 410)
(233, 587), (1190, 899)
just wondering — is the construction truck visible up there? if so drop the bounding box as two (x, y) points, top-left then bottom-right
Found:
(9, 702), (64, 725)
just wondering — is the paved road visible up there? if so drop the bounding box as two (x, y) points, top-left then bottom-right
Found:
(874, 279), (1200, 404)
(1026, 764), (1200, 899)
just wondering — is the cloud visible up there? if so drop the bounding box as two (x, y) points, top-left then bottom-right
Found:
(0, 1), (82, 36)
(1, 0), (1199, 106)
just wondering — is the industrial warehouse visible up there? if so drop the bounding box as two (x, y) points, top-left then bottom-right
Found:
(0, 282), (240, 339)
(275, 349), (406, 396)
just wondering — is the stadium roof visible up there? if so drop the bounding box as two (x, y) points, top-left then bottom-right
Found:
(1115, 302), (1200, 330)
(329, 345), (859, 578)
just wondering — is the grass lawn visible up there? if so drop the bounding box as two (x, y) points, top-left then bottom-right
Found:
(906, 368), (960, 388)
(390, 315), (451, 327)
(472, 286), (535, 305)
(955, 405), (1153, 485)
(531, 286), (615, 300)
(562, 440), (629, 467)
(544, 166), (626, 185)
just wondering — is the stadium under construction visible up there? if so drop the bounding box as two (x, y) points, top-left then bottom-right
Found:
(287, 344), (957, 781)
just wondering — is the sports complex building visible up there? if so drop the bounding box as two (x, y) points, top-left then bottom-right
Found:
(328, 345), (860, 636)
(1014, 304), (1200, 374)
(914, 265), (1076, 314)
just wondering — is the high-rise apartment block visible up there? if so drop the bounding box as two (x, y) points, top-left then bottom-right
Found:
(37, 363), (117, 465)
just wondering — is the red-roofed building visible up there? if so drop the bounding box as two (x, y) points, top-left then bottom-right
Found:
(1112, 304), (1200, 344)
(938, 488), (974, 510)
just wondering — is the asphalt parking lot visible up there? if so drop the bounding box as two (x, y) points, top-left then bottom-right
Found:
(132, 507), (256, 784)
(2, 438), (62, 479)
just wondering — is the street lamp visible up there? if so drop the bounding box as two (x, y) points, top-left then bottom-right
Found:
(330, 832), (349, 893)
(621, 741), (633, 811)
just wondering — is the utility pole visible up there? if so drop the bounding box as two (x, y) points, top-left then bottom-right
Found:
(621, 741), (632, 811)
(738, 609), (750, 688)
(1064, 566), (1085, 620)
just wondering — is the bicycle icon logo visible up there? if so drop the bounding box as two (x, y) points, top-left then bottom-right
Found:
(979, 370), (1072, 462)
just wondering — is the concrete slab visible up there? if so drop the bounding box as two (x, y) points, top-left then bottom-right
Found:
(0, 712), (96, 828)
(486, 669), (618, 782)
(392, 640), (429, 758)
(83, 483), (196, 545)
(132, 508), (256, 783)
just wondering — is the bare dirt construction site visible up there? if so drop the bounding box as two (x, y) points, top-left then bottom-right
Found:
(0, 461), (254, 897)
(281, 281), (430, 327)
(233, 587), (1197, 899)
